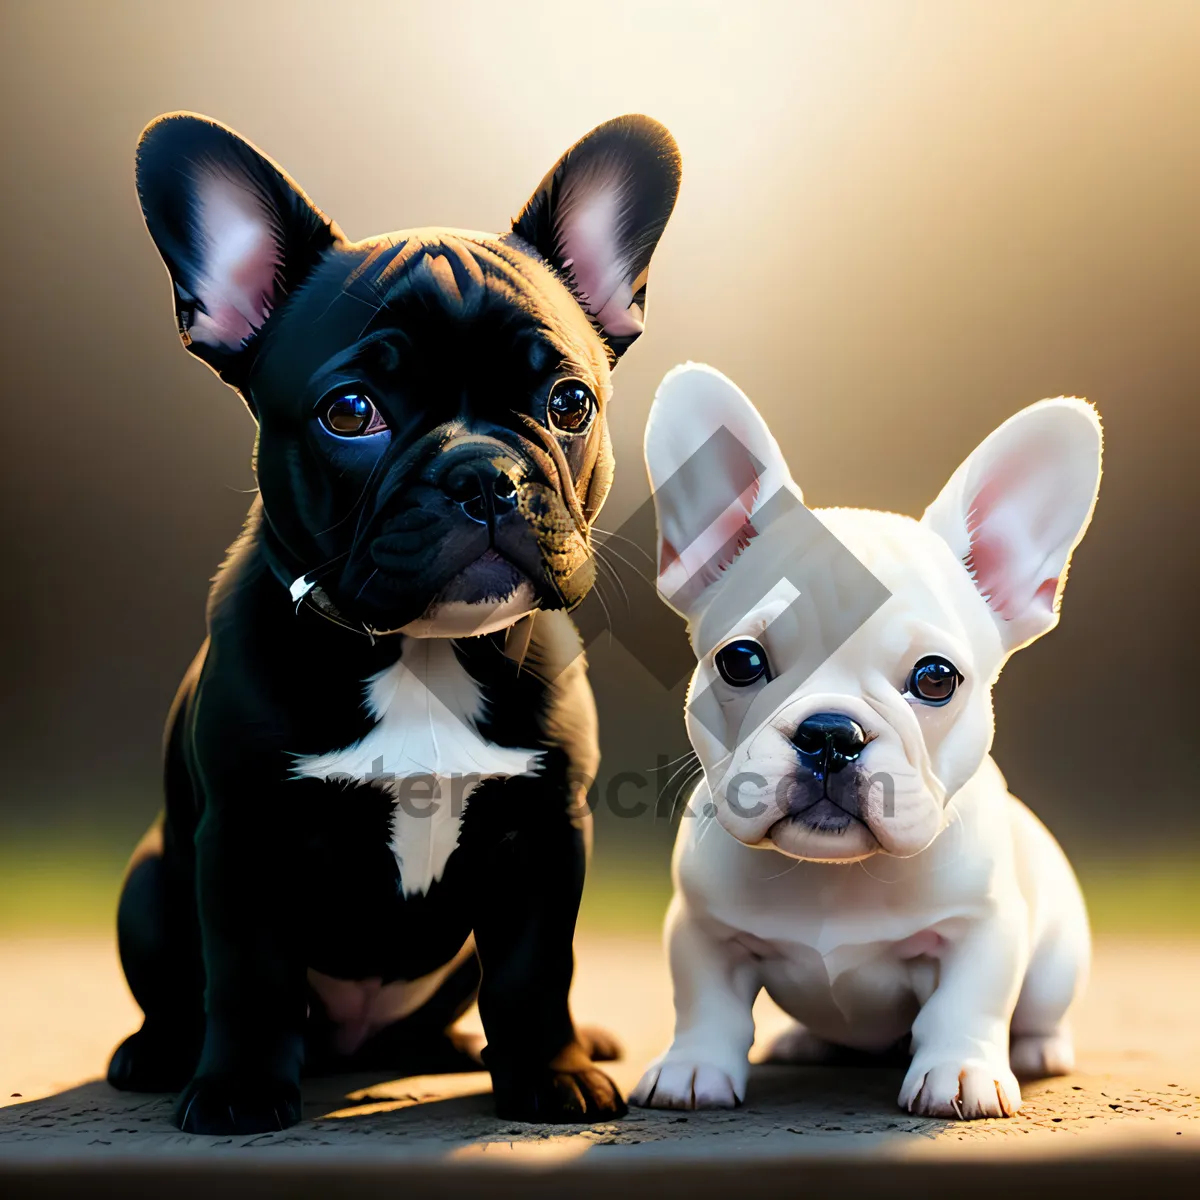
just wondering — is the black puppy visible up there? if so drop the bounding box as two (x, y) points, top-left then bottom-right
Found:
(107, 112), (679, 1134)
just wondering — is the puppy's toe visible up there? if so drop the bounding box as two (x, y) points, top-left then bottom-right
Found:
(577, 1024), (623, 1063)
(900, 1059), (1021, 1120)
(629, 1062), (741, 1110)
(760, 1023), (834, 1065)
(491, 1065), (626, 1124)
(691, 1064), (741, 1108)
(628, 1065), (661, 1108)
(174, 1074), (302, 1135)
(1010, 1031), (1074, 1079)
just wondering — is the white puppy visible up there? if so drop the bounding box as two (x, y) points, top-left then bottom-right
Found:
(631, 364), (1102, 1120)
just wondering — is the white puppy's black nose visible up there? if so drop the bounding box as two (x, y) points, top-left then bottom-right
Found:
(791, 713), (867, 776)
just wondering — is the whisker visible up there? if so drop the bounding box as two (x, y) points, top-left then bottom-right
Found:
(314, 453), (391, 540)
(659, 751), (700, 803)
(593, 526), (656, 565)
(657, 752), (702, 818)
(353, 567), (379, 601)
(645, 746), (698, 773)
(694, 785), (730, 847)
(670, 766), (705, 821)
(590, 580), (614, 643)
(354, 291), (390, 340)
(591, 538), (658, 590)
(762, 856), (805, 881)
(303, 549), (352, 583)
(344, 459), (394, 572)
(592, 547), (631, 611)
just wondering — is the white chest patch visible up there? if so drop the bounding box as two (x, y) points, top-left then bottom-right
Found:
(291, 637), (542, 897)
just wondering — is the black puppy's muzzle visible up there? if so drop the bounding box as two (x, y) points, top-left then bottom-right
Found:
(329, 426), (591, 628)
(437, 444), (522, 529)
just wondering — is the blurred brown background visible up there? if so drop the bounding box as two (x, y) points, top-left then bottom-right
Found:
(1, 0), (1197, 930)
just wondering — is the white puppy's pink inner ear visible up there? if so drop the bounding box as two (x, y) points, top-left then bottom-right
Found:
(188, 174), (282, 351)
(658, 534), (680, 568)
(658, 480), (761, 603)
(963, 455), (1063, 624)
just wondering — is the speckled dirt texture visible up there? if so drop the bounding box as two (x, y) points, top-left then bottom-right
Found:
(1, 933), (1196, 1168)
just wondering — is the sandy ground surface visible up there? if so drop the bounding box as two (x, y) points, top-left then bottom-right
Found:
(0, 932), (1197, 1167)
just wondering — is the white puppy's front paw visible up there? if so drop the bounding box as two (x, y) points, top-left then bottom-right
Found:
(1010, 1032), (1074, 1079)
(629, 1061), (743, 1110)
(899, 1058), (1021, 1119)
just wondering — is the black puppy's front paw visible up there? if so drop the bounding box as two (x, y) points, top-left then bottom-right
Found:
(492, 1065), (627, 1124)
(174, 1074), (302, 1135)
(107, 1025), (197, 1093)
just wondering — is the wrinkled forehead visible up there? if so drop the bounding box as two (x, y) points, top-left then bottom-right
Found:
(251, 229), (608, 400)
(693, 507), (989, 664)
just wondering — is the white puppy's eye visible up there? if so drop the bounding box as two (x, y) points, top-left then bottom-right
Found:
(905, 656), (962, 706)
(714, 638), (770, 687)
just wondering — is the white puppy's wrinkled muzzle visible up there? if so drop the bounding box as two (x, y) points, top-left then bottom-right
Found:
(702, 687), (948, 862)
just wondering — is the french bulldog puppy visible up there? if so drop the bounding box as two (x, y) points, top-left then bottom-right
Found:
(107, 112), (679, 1134)
(632, 364), (1100, 1120)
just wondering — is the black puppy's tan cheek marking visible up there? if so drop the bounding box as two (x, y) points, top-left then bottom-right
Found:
(516, 483), (595, 602)
(559, 434), (593, 478)
(517, 485), (584, 559)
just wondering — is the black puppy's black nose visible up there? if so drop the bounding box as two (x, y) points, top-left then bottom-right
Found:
(791, 713), (867, 775)
(443, 461), (519, 525)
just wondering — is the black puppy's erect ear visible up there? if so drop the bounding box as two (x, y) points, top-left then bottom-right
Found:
(512, 115), (681, 358)
(135, 113), (343, 387)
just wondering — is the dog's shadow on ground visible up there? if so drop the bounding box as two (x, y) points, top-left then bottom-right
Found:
(0, 1059), (958, 1150)
(299, 1060), (956, 1144)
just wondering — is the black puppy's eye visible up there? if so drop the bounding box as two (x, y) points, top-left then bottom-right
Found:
(547, 379), (596, 434)
(320, 390), (388, 437)
(715, 638), (770, 687)
(906, 656), (963, 706)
